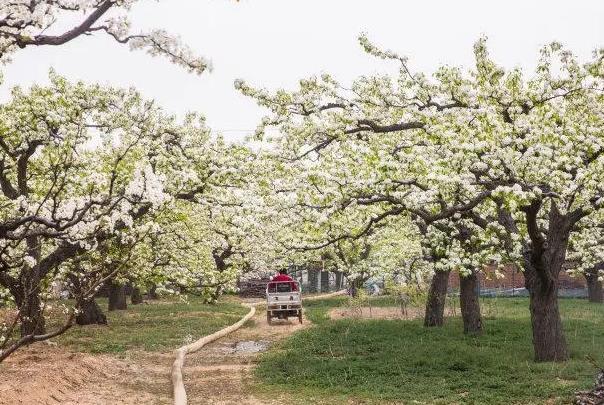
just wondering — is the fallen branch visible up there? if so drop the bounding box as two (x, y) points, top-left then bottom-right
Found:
(575, 363), (604, 405)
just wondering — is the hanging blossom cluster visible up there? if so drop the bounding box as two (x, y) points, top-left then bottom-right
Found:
(0, 0), (211, 74)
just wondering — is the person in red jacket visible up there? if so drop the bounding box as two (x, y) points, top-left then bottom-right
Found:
(269, 269), (298, 292)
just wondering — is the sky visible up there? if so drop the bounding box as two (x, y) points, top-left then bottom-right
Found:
(2, 0), (603, 141)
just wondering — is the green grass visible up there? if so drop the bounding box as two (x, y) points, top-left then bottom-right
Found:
(54, 296), (248, 354)
(255, 297), (604, 404)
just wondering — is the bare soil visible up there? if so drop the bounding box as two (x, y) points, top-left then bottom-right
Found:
(183, 306), (308, 405)
(0, 299), (316, 405)
(0, 306), (308, 405)
(0, 344), (173, 405)
(329, 306), (457, 320)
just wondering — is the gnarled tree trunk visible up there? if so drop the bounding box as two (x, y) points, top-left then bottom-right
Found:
(15, 286), (45, 337)
(208, 285), (223, 303)
(523, 208), (569, 362)
(527, 280), (567, 361)
(459, 271), (482, 334)
(424, 270), (450, 327)
(108, 282), (127, 311)
(348, 278), (365, 297)
(585, 267), (603, 303)
(68, 274), (107, 325)
(17, 236), (46, 337)
(76, 298), (107, 325)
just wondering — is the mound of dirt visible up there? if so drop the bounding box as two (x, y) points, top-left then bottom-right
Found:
(0, 345), (172, 404)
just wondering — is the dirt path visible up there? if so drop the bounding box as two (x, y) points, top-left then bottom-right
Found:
(0, 310), (300, 405)
(0, 300), (313, 405)
(183, 304), (308, 405)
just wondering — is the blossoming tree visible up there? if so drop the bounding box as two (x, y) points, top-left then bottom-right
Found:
(239, 35), (604, 361)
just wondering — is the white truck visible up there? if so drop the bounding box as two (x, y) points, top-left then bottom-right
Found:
(266, 280), (303, 324)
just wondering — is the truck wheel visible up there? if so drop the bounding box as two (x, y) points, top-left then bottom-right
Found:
(298, 310), (303, 324)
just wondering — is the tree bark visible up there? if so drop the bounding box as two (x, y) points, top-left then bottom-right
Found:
(523, 206), (569, 362)
(459, 271), (482, 334)
(307, 268), (319, 293)
(335, 271), (343, 289)
(68, 274), (107, 325)
(15, 287), (46, 337)
(131, 287), (143, 305)
(148, 284), (159, 300)
(527, 284), (568, 361)
(424, 270), (450, 327)
(320, 271), (330, 293)
(17, 236), (46, 337)
(108, 282), (127, 311)
(208, 285), (223, 303)
(585, 268), (603, 303)
(76, 298), (107, 325)
(348, 278), (365, 297)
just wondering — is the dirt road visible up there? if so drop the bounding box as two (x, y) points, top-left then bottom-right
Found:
(0, 305), (306, 405)
(183, 305), (308, 405)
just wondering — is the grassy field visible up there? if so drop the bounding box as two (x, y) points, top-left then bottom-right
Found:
(254, 296), (604, 404)
(53, 296), (248, 353)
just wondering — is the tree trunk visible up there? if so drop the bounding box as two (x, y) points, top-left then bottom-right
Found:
(148, 284), (159, 300)
(424, 270), (450, 327)
(108, 282), (127, 311)
(131, 287), (143, 305)
(528, 285), (568, 361)
(320, 271), (330, 293)
(76, 298), (107, 325)
(585, 269), (603, 303)
(459, 271), (482, 334)
(335, 271), (343, 289)
(16, 288), (46, 337)
(18, 236), (46, 337)
(523, 207), (569, 362)
(307, 268), (319, 293)
(209, 285), (223, 303)
(348, 278), (365, 297)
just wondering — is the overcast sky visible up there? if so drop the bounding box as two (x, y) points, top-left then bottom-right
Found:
(2, 0), (603, 140)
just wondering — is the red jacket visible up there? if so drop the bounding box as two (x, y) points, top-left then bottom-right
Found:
(269, 273), (298, 291)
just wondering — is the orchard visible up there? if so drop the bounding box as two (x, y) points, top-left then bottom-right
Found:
(0, 1), (602, 404)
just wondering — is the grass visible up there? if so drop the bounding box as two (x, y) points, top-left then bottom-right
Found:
(53, 296), (248, 354)
(254, 296), (604, 404)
